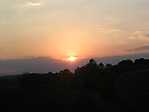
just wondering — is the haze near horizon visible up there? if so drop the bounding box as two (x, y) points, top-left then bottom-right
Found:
(1, 0), (149, 60)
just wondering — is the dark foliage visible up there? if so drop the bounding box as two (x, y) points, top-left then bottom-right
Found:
(0, 58), (149, 111)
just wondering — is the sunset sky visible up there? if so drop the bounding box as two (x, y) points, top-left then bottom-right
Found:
(1, 0), (149, 60)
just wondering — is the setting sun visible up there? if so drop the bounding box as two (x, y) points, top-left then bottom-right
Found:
(67, 55), (78, 62)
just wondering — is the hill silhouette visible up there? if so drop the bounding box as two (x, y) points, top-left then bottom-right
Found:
(0, 58), (149, 111)
(1, 52), (149, 75)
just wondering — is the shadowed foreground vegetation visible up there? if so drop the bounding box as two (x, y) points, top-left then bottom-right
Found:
(0, 58), (149, 111)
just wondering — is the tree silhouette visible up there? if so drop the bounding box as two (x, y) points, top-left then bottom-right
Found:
(0, 58), (149, 111)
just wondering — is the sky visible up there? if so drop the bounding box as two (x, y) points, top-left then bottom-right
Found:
(1, 0), (149, 60)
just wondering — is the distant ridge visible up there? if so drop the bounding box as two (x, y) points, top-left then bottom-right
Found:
(0, 52), (149, 75)
(95, 52), (149, 64)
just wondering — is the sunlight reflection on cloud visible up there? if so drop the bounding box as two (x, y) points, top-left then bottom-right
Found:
(23, 1), (43, 8)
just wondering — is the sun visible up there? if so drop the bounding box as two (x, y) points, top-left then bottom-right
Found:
(67, 55), (78, 62)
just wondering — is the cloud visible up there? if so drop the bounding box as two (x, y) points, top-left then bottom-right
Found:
(26, 2), (41, 6)
(127, 45), (149, 52)
(95, 25), (122, 33)
(23, 1), (43, 8)
(129, 31), (149, 41)
(144, 33), (149, 37)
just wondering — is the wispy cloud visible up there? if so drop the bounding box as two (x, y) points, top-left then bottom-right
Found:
(23, 1), (43, 8)
(129, 31), (149, 41)
(95, 25), (122, 33)
(26, 2), (41, 6)
(127, 45), (149, 52)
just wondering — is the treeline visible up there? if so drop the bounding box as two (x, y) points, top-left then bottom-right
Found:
(0, 58), (149, 111)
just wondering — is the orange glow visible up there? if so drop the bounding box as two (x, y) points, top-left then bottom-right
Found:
(40, 27), (115, 61)
(67, 56), (77, 62)
(67, 54), (78, 62)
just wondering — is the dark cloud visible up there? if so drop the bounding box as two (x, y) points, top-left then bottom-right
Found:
(127, 45), (149, 52)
